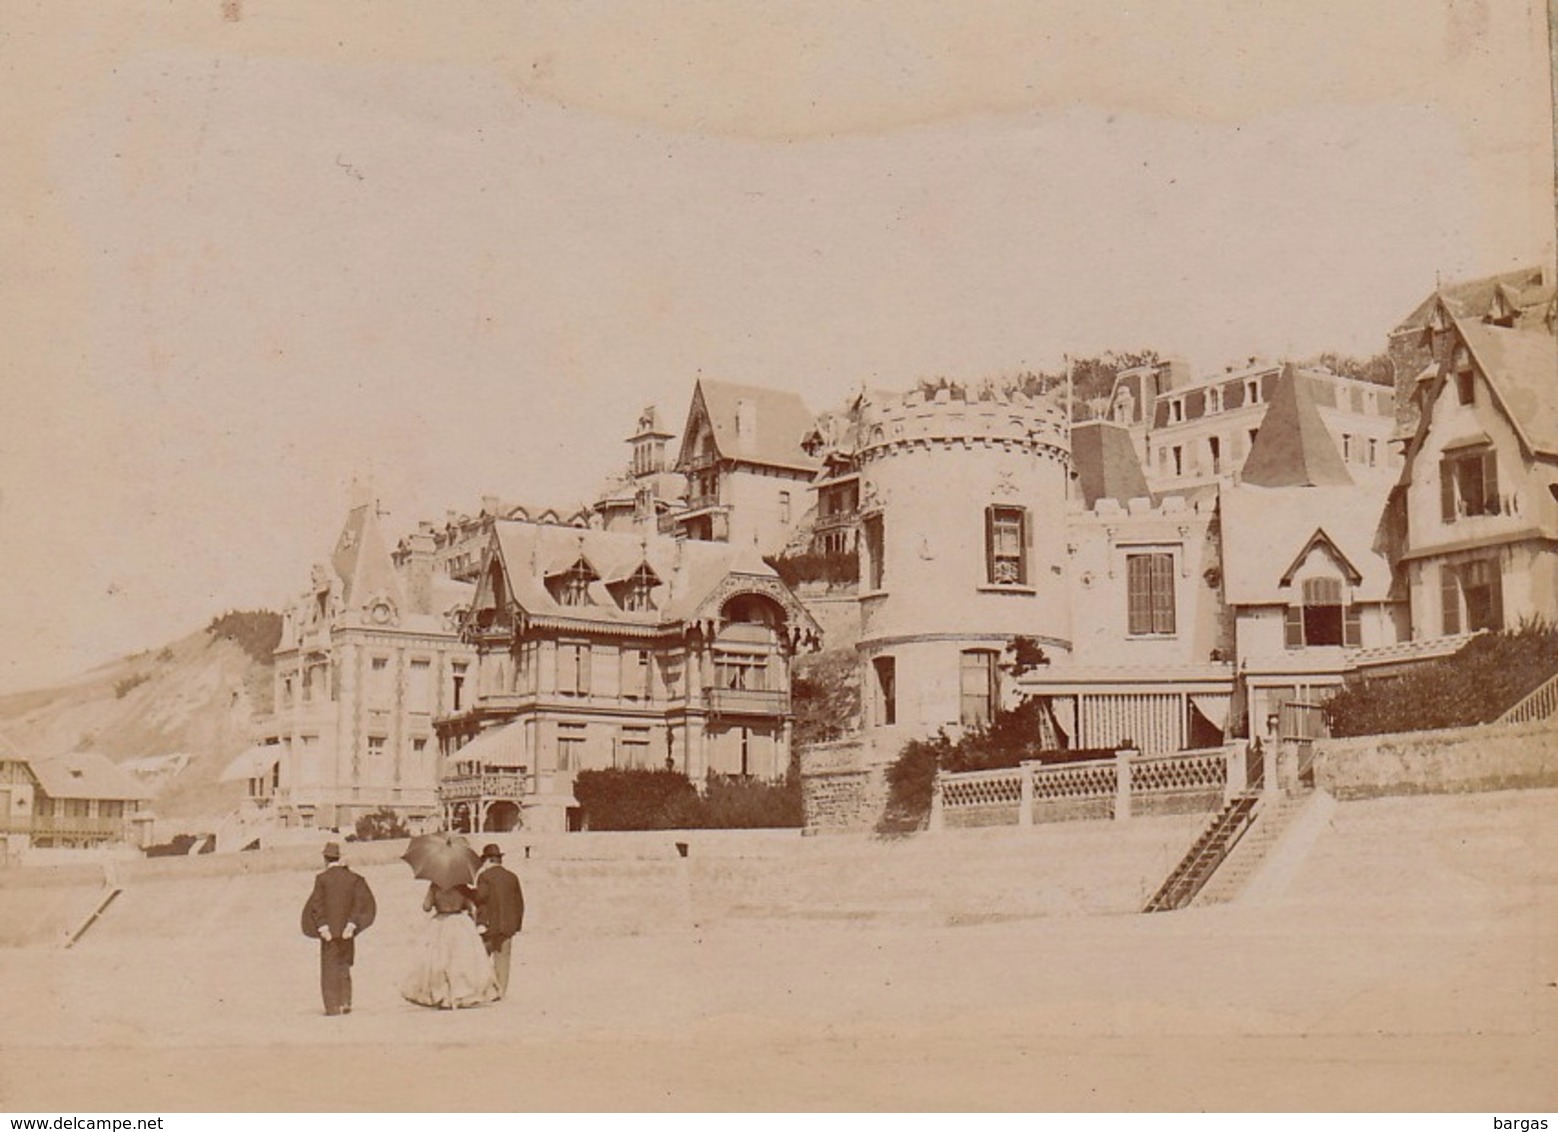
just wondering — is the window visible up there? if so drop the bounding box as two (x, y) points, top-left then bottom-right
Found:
(1208, 436), (1221, 475)
(407, 659), (431, 713)
(622, 649), (653, 699)
(1172, 446), (1183, 477)
(959, 650), (998, 728)
(1247, 379), (1260, 404)
(873, 656), (896, 726)
(412, 738), (427, 758)
(1207, 388), (1222, 414)
(1249, 428), (1259, 448)
(557, 642), (592, 696)
(281, 676), (294, 708)
(620, 564), (657, 612)
(984, 505), (1028, 585)
(1126, 553), (1176, 636)
(451, 662), (467, 712)
(1171, 399), (1184, 423)
(779, 491), (791, 524)
(1367, 438), (1378, 467)
(366, 735), (386, 758)
(1341, 434), (1353, 462)
(554, 559), (597, 606)
(1284, 577), (1361, 648)
(1442, 559), (1503, 634)
(557, 724), (586, 771)
(617, 727), (652, 769)
(714, 652), (768, 691)
(1440, 450), (1500, 521)
(863, 514), (885, 590)
(1456, 368), (1475, 405)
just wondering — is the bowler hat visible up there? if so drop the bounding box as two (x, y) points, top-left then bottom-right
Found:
(322, 841), (342, 861)
(481, 843), (503, 861)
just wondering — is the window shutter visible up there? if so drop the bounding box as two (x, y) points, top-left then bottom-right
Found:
(1018, 509), (1030, 585)
(1284, 605), (1304, 649)
(1343, 603), (1362, 647)
(1126, 556), (1148, 635)
(578, 645), (592, 695)
(1440, 568), (1461, 635)
(984, 507), (996, 584)
(1440, 463), (1456, 523)
(1483, 451), (1499, 514)
(1153, 554), (1176, 635)
(1488, 561), (1504, 629)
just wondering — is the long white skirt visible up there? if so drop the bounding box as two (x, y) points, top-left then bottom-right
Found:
(400, 913), (501, 1009)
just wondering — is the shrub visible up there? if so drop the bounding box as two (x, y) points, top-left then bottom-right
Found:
(206, 610), (284, 665)
(763, 550), (858, 589)
(114, 672), (150, 699)
(572, 767), (803, 830)
(792, 648), (861, 745)
(354, 807), (410, 842)
(700, 772), (802, 829)
(573, 768), (699, 831)
(876, 734), (947, 836)
(1326, 620), (1558, 737)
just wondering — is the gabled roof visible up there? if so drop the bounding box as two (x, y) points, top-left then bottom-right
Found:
(330, 504), (404, 611)
(479, 521), (822, 642)
(1070, 420), (1149, 507)
(1452, 317), (1558, 458)
(1239, 365), (1353, 488)
(1220, 482), (1396, 605)
(29, 751), (152, 801)
(676, 379), (820, 473)
(1392, 267), (1548, 334)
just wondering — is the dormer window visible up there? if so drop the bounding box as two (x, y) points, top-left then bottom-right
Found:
(619, 563), (658, 612)
(1207, 388), (1221, 414)
(552, 558), (598, 607)
(1285, 576), (1360, 648)
(1246, 379), (1260, 404)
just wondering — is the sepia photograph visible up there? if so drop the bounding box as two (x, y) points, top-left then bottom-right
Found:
(0, 0), (1554, 1115)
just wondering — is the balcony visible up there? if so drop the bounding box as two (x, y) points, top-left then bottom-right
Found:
(813, 509), (859, 533)
(2, 815), (139, 839)
(703, 686), (791, 716)
(439, 772), (528, 802)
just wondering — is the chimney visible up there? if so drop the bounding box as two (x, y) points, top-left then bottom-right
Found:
(402, 531), (437, 615)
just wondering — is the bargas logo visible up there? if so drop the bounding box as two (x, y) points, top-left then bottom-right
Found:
(1494, 1120), (1549, 1131)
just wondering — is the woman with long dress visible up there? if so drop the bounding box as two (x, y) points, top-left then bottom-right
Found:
(400, 882), (501, 1009)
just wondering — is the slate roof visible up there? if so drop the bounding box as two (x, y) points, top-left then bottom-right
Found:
(678, 380), (820, 472)
(1239, 365), (1353, 488)
(1392, 267), (1549, 333)
(1220, 482), (1397, 605)
(1452, 317), (1558, 458)
(331, 504), (405, 610)
(29, 751), (153, 801)
(483, 521), (820, 638)
(1070, 421), (1149, 507)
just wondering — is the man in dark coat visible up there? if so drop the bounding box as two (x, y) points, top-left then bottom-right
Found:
(473, 843), (524, 998)
(300, 841), (377, 1016)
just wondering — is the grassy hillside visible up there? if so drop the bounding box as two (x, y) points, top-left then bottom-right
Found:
(0, 618), (277, 820)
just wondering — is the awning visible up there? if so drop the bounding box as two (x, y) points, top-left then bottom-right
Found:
(451, 723), (526, 770)
(1440, 432), (1491, 453)
(219, 745), (280, 783)
(1190, 693), (1231, 733)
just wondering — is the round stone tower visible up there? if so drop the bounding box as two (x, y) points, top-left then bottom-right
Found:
(854, 384), (1073, 749)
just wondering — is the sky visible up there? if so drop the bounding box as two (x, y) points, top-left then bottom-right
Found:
(1, 0), (1553, 694)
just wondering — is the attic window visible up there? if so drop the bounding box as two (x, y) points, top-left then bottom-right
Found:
(1285, 577), (1360, 649)
(552, 558), (598, 607)
(1455, 368), (1475, 406)
(619, 563), (658, 612)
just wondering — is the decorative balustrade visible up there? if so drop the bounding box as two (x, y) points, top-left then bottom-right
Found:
(702, 686), (791, 716)
(1030, 760), (1117, 801)
(936, 746), (1229, 829)
(1130, 749), (1225, 795)
(439, 772), (527, 802)
(939, 767), (1025, 809)
(3, 815), (138, 839)
(1499, 671), (1558, 725)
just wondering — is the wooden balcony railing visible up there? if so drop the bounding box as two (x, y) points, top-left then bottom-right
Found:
(439, 772), (527, 802)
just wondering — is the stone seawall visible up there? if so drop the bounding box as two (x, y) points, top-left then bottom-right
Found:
(1313, 717), (1558, 799)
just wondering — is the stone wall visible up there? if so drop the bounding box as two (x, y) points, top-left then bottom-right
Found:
(1313, 717), (1558, 799)
(798, 737), (887, 832)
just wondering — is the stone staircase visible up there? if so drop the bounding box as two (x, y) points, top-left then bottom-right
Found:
(1194, 790), (1314, 906)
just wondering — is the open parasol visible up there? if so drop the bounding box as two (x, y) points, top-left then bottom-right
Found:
(400, 833), (481, 889)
